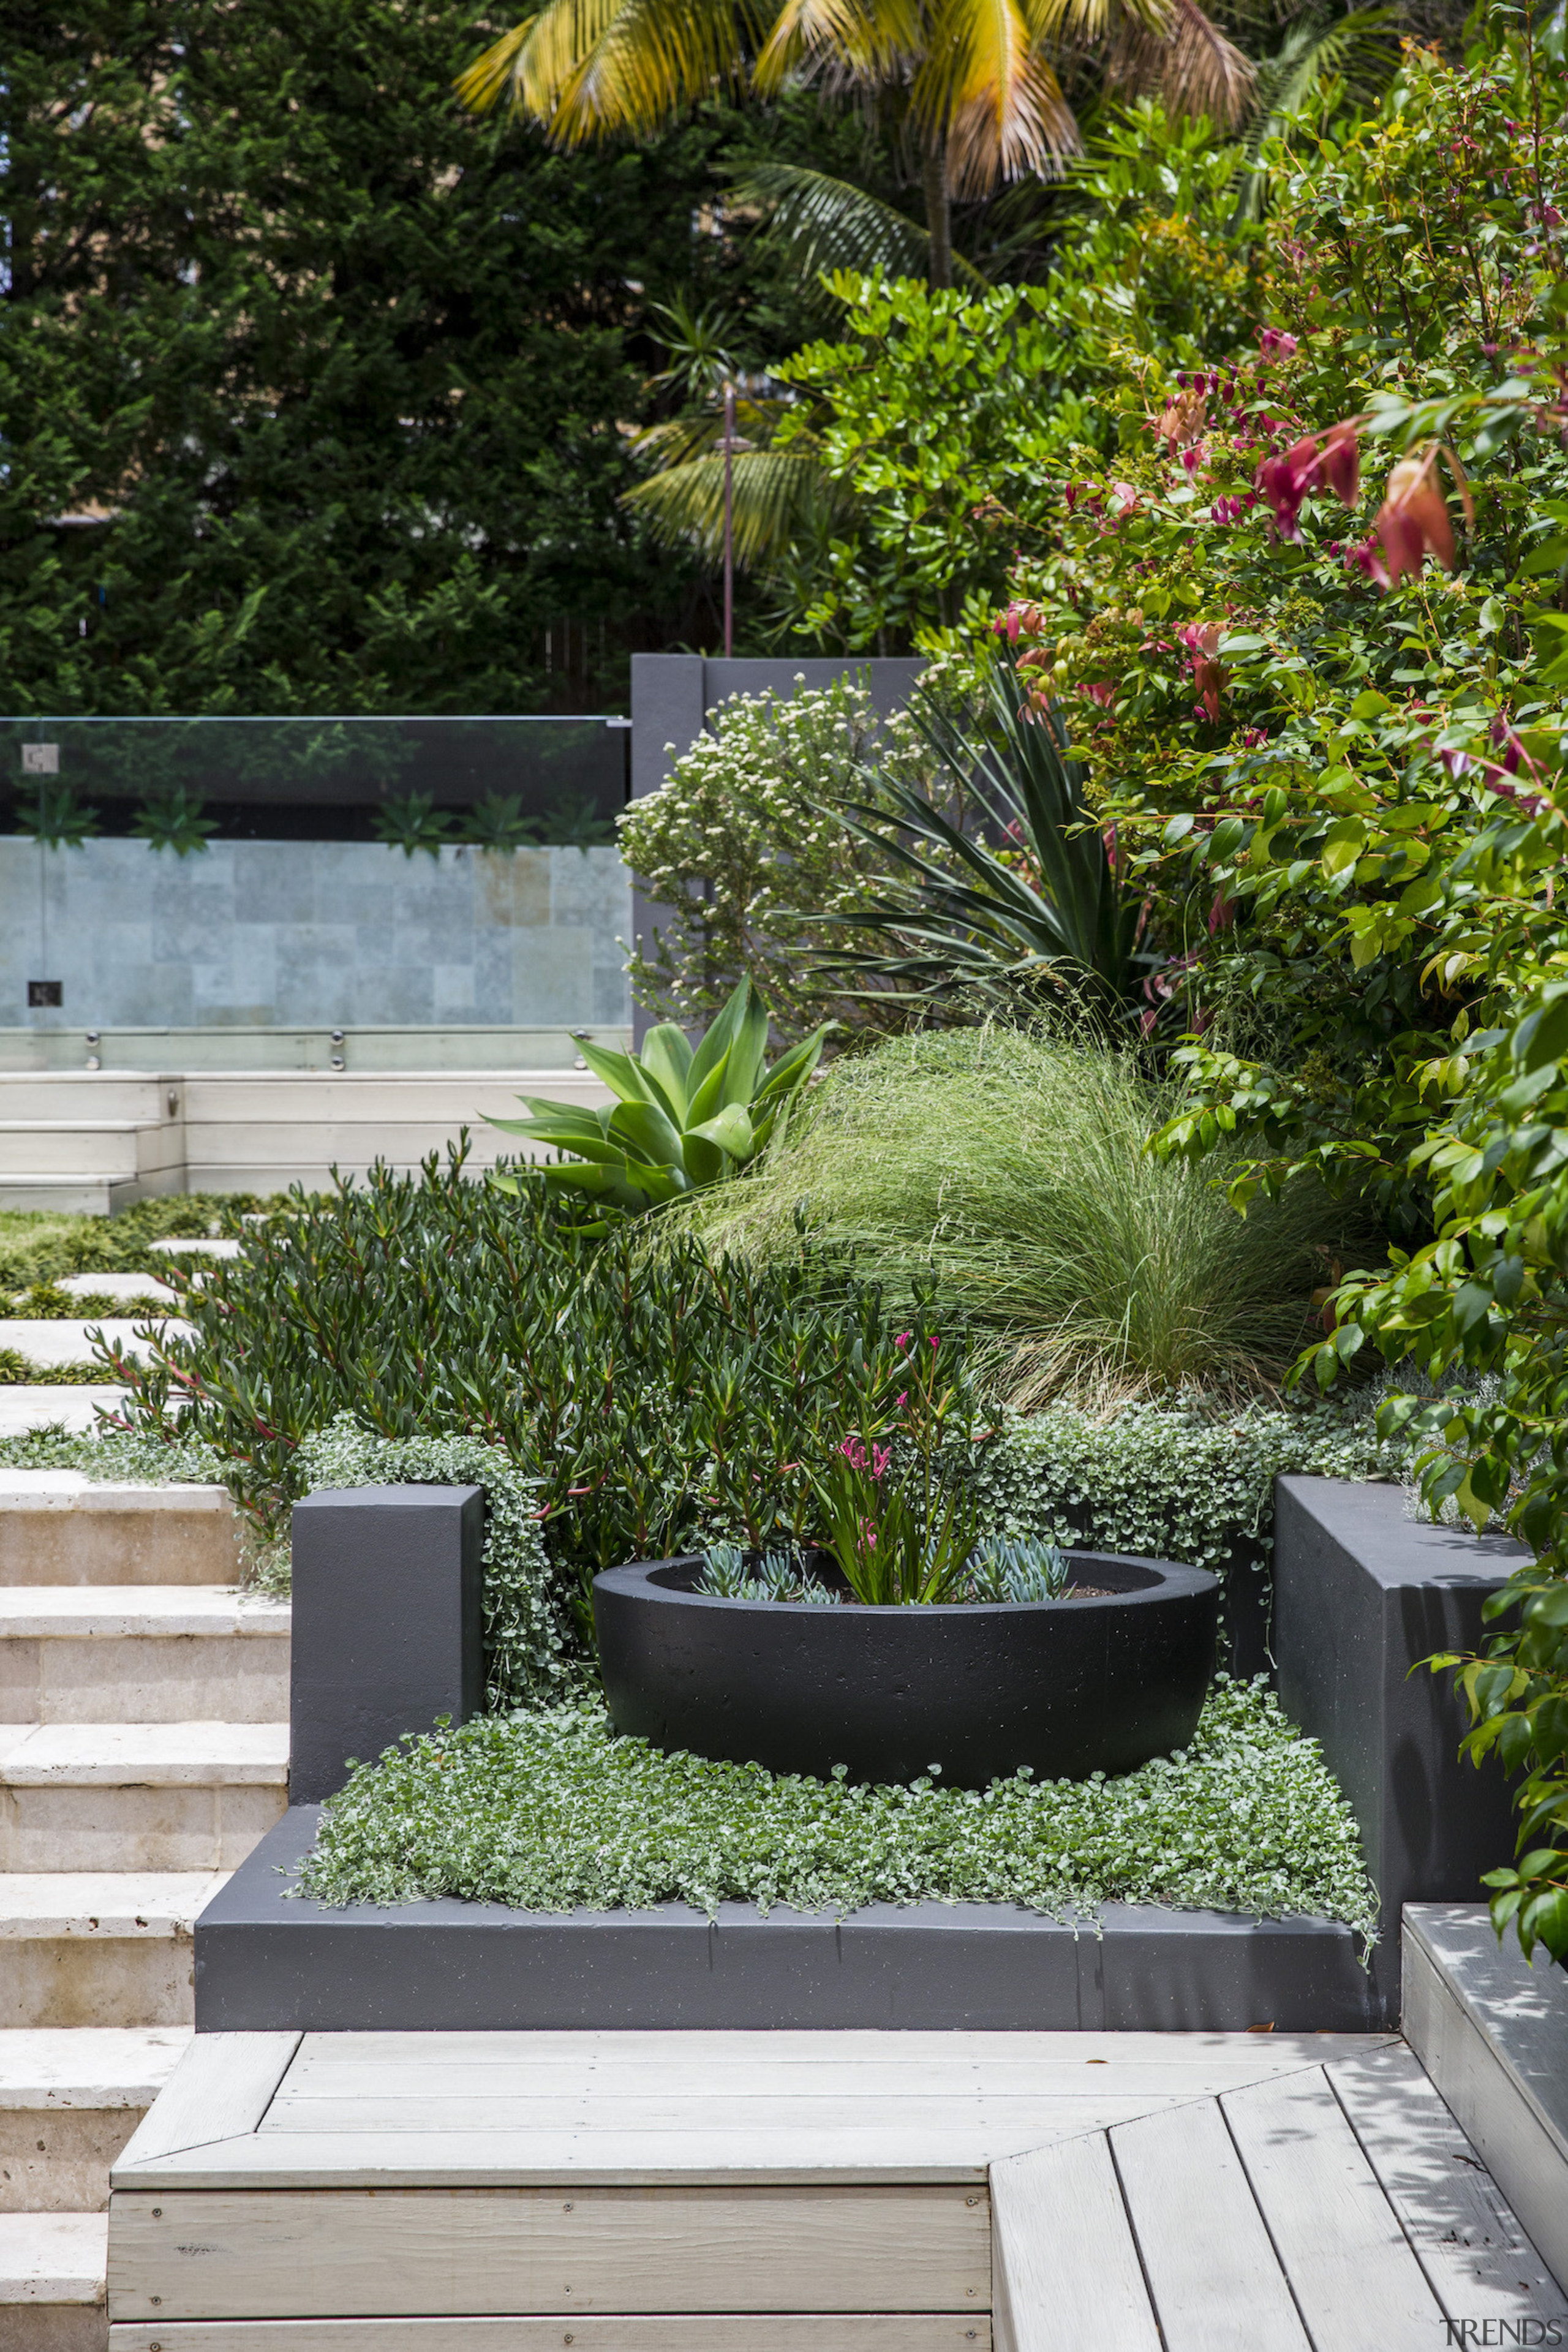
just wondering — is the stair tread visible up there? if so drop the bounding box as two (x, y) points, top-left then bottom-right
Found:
(0, 1587), (287, 1636)
(0, 1872), (228, 1935)
(0, 1474), (225, 1509)
(0, 1389), (129, 1436)
(0, 2209), (106, 2301)
(0, 2027), (190, 2106)
(0, 1722), (288, 1784)
(53, 1275), (177, 1304)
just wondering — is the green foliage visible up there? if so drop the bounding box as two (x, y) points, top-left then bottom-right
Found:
(967, 1534), (1074, 1603)
(2, 6), (886, 715)
(987, 30), (1568, 1947)
(0, 1195), (279, 1297)
(107, 1147), (964, 1638)
(296, 1677), (1378, 1938)
(771, 108), (1262, 647)
(695, 1542), (840, 1603)
(971, 1392), (1398, 1580)
(617, 673), (940, 1041)
(687, 1025), (1370, 1408)
(13, 785), (99, 848)
(371, 793), (455, 860)
(488, 981), (831, 1218)
(813, 646), (1150, 1016)
(130, 788), (218, 857)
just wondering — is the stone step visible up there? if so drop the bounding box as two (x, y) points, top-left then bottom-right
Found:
(0, 1724), (288, 1872)
(0, 1480), (243, 1587)
(49, 1277), (176, 1309)
(0, 1872), (225, 2029)
(0, 2029), (189, 2212)
(0, 1177), (119, 1216)
(0, 1393), (130, 1440)
(0, 1322), (189, 1372)
(0, 1589), (290, 1725)
(0, 1125), (145, 1179)
(0, 2209), (105, 2351)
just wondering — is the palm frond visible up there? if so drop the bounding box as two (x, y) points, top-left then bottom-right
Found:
(1228, 8), (1398, 218)
(924, 0), (1081, 192)
(622, 447), (837, 566)
(457, 0), (754, 137)
(1102, 0), (1256, 130)
(755, 0), (922, 92)
(728, 161), (990, 288)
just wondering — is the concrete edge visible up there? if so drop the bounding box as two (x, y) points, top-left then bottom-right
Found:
(193, 1807), (1376, 2034)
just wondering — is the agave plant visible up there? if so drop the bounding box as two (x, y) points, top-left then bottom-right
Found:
(802, 642), (1152, 1018)
(488, 979), (831, 1217)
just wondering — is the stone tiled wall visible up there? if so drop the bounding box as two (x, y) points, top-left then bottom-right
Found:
(0, 838), (632, 1032)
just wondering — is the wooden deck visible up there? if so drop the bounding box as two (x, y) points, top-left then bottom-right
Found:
(105, 2028), (1567, 2349)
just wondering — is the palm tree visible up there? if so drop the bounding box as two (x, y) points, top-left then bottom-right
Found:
(456, 0), (1253, 291)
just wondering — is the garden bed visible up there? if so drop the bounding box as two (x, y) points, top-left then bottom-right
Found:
(295, 1678), (1375, 1929)
(193, 1678), (1380, 2032)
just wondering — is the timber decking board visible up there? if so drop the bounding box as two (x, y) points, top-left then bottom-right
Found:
(1110, 2097), (1312, 2352)
(107, 2026), (1567, 2345)
(1325, 2041), (1568, 2323)
(107, 2324), (994, 2350)
(109, 2184), (992, 2320)
(1221, 2069), (1446, 2348)
(989, 2135), (1161, 2352)
(115, 2032), (300, 2169)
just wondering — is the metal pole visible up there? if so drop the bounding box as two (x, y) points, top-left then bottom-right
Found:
(722, 378), (735, 660)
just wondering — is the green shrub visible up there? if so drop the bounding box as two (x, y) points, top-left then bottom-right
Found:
(616, 673), (937, 1044)
(687, 1025), (1372, 1407)
(974, 1395), (1397, 1583)
(297, 1677), (1377, 1939)
(0, 1194), (288, 1295)
(110, 1146), (971, 1634)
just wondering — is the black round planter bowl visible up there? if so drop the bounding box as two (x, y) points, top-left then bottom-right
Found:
(593, 1550), (1220, 1790)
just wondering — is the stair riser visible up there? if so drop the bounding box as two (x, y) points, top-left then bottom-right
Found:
(0, 1136), (141, 1177)
(2, 1942), (194, 2031)
(0, 2109), (144, 2214)
(0, 1513), (243, 1588)
(0, 1787), (284, 1874)
(0, 1182), (114, 1215)
(0, 1639), (289, 1724)
(0, 2309), (104, 2352)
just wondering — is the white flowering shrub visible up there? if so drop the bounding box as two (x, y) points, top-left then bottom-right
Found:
(298, 1677), (1377, 1940)
(295, 1418), (578, 1710)
(617, 673), (938, 1042)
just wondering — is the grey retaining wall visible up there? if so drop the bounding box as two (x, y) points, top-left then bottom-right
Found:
(194, 1471), (1531, 2034)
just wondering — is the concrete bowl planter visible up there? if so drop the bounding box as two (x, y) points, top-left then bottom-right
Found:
(593, 1549), (1220, 1790)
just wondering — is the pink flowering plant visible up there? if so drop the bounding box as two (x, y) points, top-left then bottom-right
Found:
(1003, 24), (1568, 1959)
(809, 1321), (994, 1604)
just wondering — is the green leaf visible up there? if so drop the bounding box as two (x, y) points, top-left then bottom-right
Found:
(690, 1103), (755, 1161)
(607, 1098), (685, 1170)
(575, 1038), (658, 1108)
(638, 1025), (694, 1122)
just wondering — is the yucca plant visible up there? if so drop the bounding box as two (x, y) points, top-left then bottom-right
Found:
(488, 979), (831, 1218)
(804, 643), (1152, 1019)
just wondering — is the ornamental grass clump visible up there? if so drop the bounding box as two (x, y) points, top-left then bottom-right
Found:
(687, 1023), (1371, 1409)
(297, 1676), (1377, 1942)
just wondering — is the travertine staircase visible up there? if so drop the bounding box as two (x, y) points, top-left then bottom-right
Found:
(0, 1474), (288, 2349)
